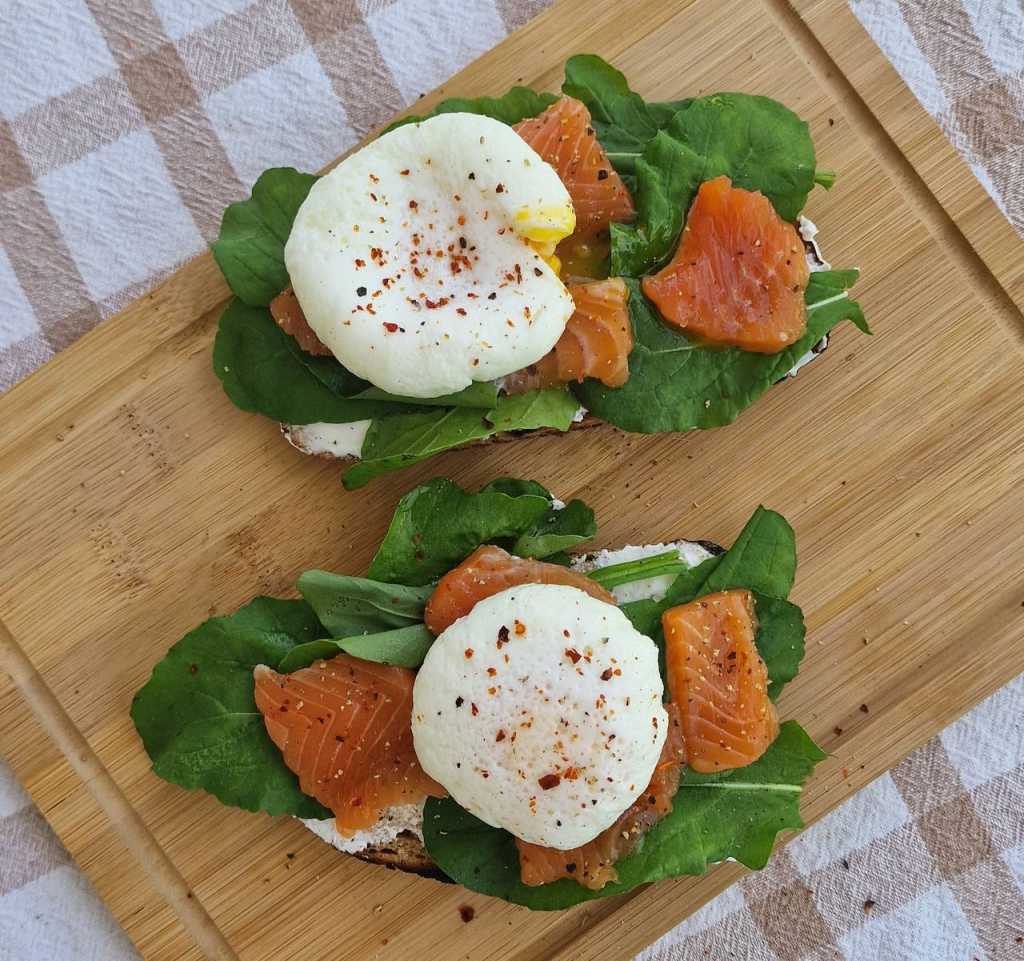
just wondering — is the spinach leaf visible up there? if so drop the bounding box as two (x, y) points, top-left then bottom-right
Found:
(610, 94), (817, 277)
(341, 389), (577, 490)
(697, 506), (797, 599)
(213, 301), (410, 425)
(366, 477), (554, 585)
(626, 508), (802, 698)
(561, 54), (690, 172)
(512, 499), (596, 558)
(130, 597), (331, 818)
(387, 87), (558, 132)
(296, 570), (432, 636)
(574, 274), (865, 433)
(422, 721), (824, 909)
(212, 167), (317, 305)
(278, 625), (434, 673)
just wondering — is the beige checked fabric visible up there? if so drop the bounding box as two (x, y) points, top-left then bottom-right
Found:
(0, 2), (1022, 960)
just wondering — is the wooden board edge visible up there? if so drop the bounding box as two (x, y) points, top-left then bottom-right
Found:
(793, 0), (1024, 316)
(766, 0), (1024, 341)
(0, 616), (237, 961)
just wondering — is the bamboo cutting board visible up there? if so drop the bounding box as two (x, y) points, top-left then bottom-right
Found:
(2, 2), (1024, 960)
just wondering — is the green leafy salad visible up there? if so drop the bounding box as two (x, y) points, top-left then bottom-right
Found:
(210, 54), (868, 489)
(132, 477), (825, 909)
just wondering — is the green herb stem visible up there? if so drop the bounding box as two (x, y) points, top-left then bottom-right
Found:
(586, 550), (688, 589)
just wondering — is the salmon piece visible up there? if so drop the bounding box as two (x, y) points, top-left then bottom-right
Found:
(270, 286), (332, 356)
(504, 278), (632, 393)
(254, 654), (446, 834)
(516, 702), (686, 889)
(424, 544), (616, 636)
(662, 589), (778, 773)
(642, 176), (809, 354)
(514, 97), (635, 241)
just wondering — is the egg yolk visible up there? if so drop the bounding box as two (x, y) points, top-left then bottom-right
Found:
(515, 204), (576, 277)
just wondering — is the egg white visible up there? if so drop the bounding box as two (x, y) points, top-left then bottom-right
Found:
(411, 583), (667, 849)
(285, 113), (576, 398)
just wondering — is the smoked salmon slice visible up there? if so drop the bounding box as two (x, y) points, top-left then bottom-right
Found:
(662, 589), (779, 773)
(254, 654), (446, 834)
(270, 286), (332, 356)
(514, 97), (635, 242)
(642, 176), (809, 354)
(424, 544), (616, 636)
(504, 278), (632, 393)
(516, 702), (686, 889)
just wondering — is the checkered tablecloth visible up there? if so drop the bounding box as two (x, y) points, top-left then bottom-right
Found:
(1, 2), (1022, 960)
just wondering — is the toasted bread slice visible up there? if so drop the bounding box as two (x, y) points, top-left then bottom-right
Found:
(298, 537), (724, 876)
(279, 224), (828, 466)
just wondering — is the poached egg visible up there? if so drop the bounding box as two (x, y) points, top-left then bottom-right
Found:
(285, 113), (576, 398)
(411, 583), (667, 849)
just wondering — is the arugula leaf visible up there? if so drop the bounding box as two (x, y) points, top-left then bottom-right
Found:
(296, 570), (432, 636)
(561, 54), (690, 172)
(341, 389), (577, 490)
(213, 301), (410, 425)
(212, 168), (317, 306)
(366, 478), (553, 585)
(421, 721), (824, 909)
(610, 94), (817, 277)
(387, 87), (558, 132)
(512, 499), (596, 558)
(487, 388), (579, 433)
(574, 275), (865, 433)
(342, 408), (495, 490)
(278, 625), (434, 673)
(353, 381), (499, 409)
(130, 597), (331, 819)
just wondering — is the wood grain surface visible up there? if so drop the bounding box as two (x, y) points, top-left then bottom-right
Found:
(2, 2), (1023, 960)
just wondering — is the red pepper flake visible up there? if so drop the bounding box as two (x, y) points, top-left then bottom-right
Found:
(399, 168), (410, 176)
(487, 686), (497, 695)
(464, 648), (474, 659)
(486, 667), (497, 676)
(369, 173), (379, 183)
(563, 766), (580, 780)
(408, 199), (419, 209)
(383, 322), (399, 333)
(457, 214), (466, 226)
(495, 183), (505, 193)
(354, 258), (365, 268)
(458, 905), (475, 923)
(600, 668), (614, 681)
(471, 702), (479, 716)
(538, 773), (561, 790)
(564, 648), (581, 664)
(423, 296), (450, 309)
(456, 307), (467, 316)
(495, 729), (506, 742)
(514, 263), (522, 283)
